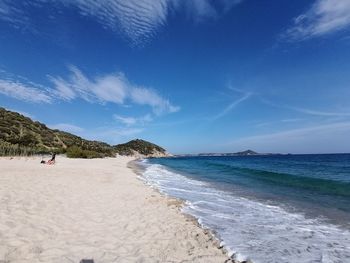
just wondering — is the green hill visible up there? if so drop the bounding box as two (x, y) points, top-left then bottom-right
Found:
(114, 139), (167, 157)
(0, 107), (167, 158)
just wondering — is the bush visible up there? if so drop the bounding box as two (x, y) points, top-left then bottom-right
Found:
(0, 108), (117, 158)
(18, 133), (37, 146)
(66, 146), (104, 159)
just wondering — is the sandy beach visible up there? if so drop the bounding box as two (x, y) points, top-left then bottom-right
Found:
(0, 156), (229, 263)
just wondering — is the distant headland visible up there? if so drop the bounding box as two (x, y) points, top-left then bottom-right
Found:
(177, 150), (281, 157)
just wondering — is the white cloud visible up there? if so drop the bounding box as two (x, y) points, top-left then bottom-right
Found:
(113, 115), (137, 126)
(176, 0), (243, 21)
(92, 74), (128, 104)
(82, 126), (144, 144)
(50, 66), (179, 114)
(0, 1), (28, 26)
(48, 123), (84, 133)
(290, 106), (350, 117)
(285, 0), (350, 40)
(130, 87), (180, 115)
(261, 99), (350, 118)
(63, 0), (244, 45)
(0, 0), (243, 46)
(49, 76), (76, 100)
(0, 66), (178, 115)
(0, 78), (52, 103)
(113, 114), (153, 126)
(48, 122), (143, 144)
(52, 66), (128, 104)
(211, 87), (252, 120)
(183, 0), (217, 21)
(62, 0), (169, 46)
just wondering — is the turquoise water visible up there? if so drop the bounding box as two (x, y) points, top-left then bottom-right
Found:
(139, 154), (350, 263)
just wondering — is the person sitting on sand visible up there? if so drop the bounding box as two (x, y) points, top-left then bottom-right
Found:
(47, 153), (56, 165)
(41, 153), (56, 165)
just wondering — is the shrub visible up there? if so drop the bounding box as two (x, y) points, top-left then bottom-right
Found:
(18, 133), (37, 146)
(66, 146), (103, 159)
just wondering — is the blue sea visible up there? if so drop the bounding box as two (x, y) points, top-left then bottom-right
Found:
(138, 154), (350, 263)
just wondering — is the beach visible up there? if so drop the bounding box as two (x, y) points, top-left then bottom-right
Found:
(0, 156), (229, 263)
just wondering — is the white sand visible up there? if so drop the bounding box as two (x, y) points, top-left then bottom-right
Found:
(0, 156), (229, 263)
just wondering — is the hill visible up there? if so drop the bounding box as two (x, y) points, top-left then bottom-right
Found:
(234, 150), (258, 156)
(114, 139), (169, 157)
(0, 107), (167, 158)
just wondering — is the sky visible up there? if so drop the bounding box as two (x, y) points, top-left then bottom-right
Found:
(1, 0), (350, 154)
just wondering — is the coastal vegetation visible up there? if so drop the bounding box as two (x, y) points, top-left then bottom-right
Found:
(0, 107), (166, 158)
(65, 146), (108, 159)
(114, 139), (167, 156)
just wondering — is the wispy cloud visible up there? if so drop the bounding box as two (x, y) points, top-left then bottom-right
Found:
(48, 123), (84, 133)
(261, 98), (350, 118)
(50, 66), (128, 104)
(290, 106), (350, 117)
(0, 1), (11, 17)
(83, 126), (144, 144)
(0, 1), (28, 27)
(50, 66), (179, 115)
(285, 0), (350, 41)
(48, 76), (77, 101)
(281, 118), (304, 123)
(66, 0), (169, 46)
(113, 114), (153, 126)
(0, 0), (243, 46)
(182, 0), (243, 21)
(67, 0), (244, 45)
(130, 87), (180, 115)
(0, 66), (179, 116)
(0, 78), (52, 103)
(113, 115), (137, 126)
(212, 87), (252, 120)
(229, 121), (350, 153)
(47, 123), (142, 144)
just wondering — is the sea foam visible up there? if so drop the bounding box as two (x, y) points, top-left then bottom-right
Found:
(140, 161), (350, 263)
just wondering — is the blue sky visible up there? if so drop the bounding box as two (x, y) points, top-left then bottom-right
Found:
(1, 0), (350, 154)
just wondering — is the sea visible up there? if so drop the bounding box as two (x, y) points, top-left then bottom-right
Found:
(137, 154), (350, 263)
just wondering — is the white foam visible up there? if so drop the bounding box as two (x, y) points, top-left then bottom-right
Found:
(141, 162), (350, 263)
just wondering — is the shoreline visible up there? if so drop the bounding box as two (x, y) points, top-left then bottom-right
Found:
(136, 155), (350, 263)
(128, 159), (237, 261)
(0, 156), (232, 262)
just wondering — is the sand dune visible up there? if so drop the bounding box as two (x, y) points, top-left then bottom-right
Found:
(0, 157), (229, 263)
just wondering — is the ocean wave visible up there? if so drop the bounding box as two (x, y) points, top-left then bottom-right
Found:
(140, 161), (350, 263)
(203, 161), (350, 197)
